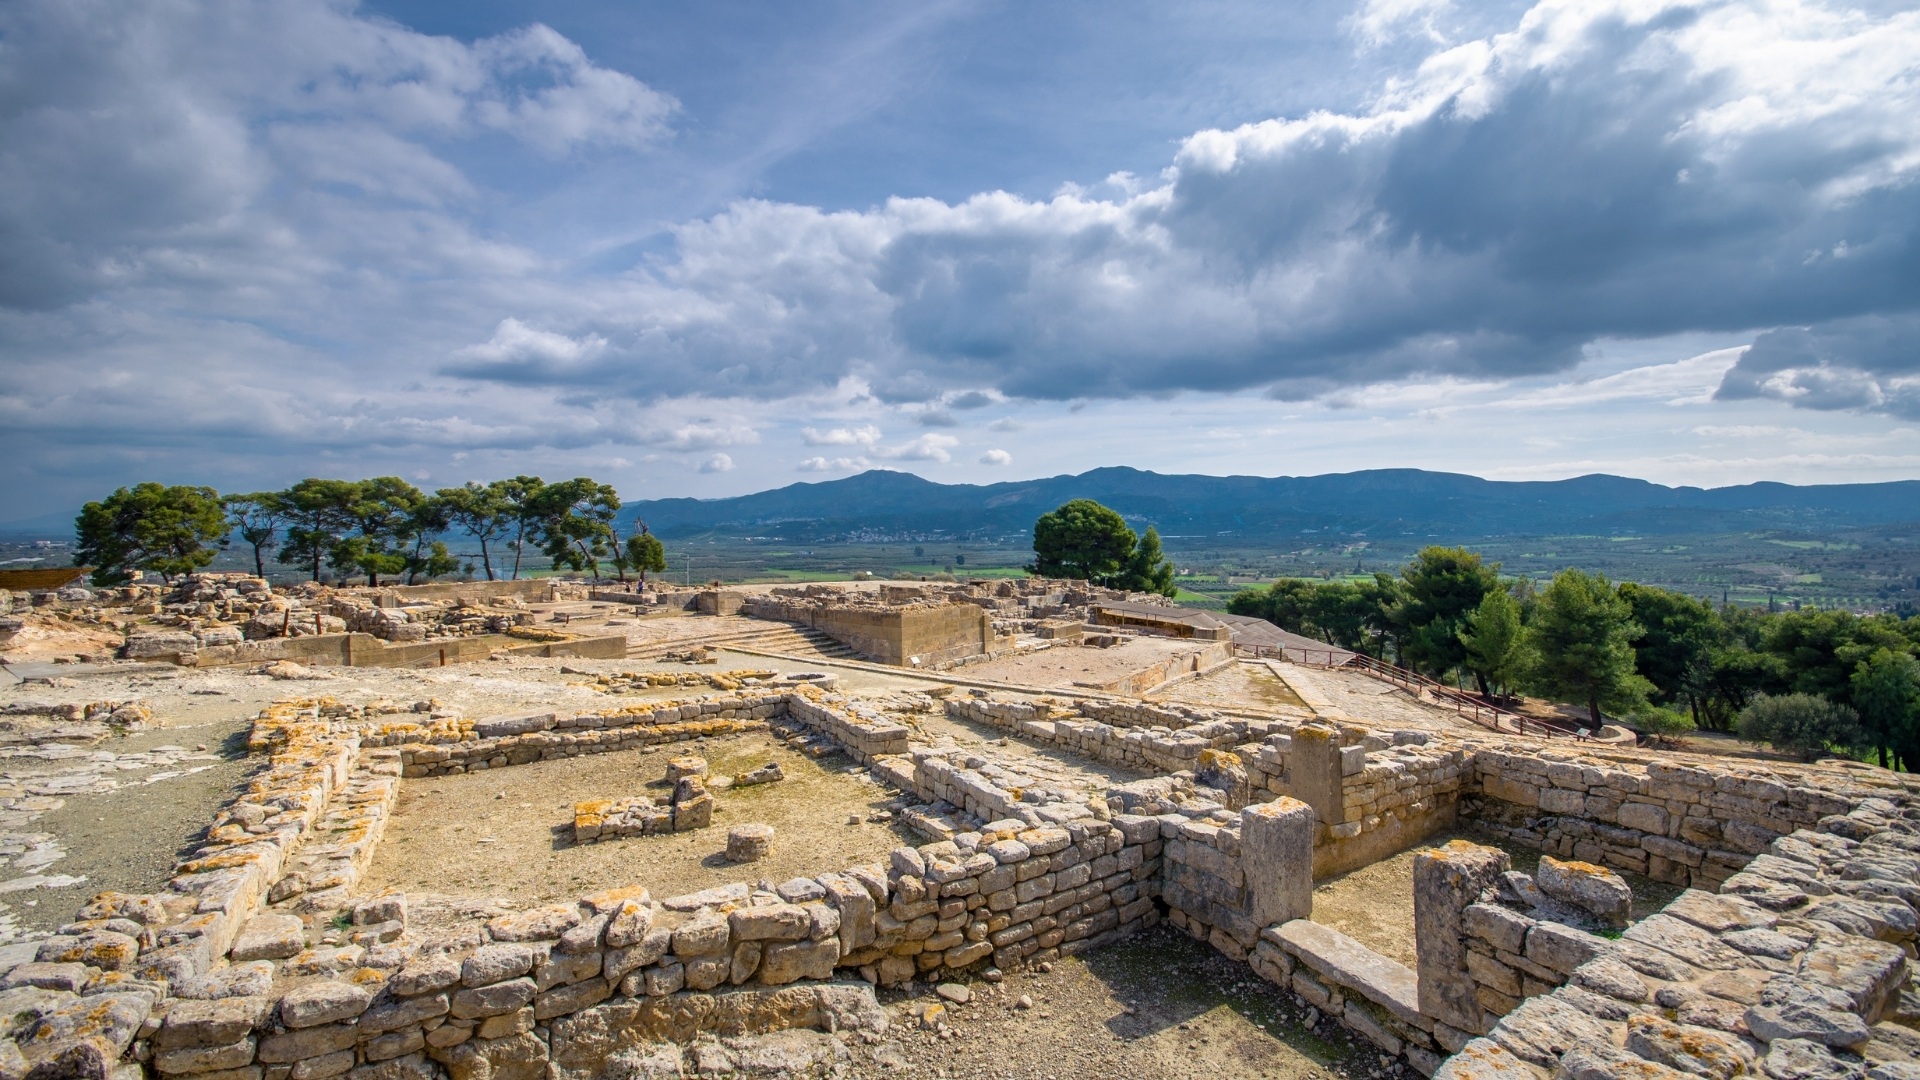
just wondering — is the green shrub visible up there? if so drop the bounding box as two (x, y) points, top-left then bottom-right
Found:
(1626, 705), (1695, 745)
(1737, 692), (1864, 761)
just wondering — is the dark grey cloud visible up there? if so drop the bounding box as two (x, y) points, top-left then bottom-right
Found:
(2, 0), (1917, 516)
(1717, 315), (1920, 419)
(425, 0), (1917, 409)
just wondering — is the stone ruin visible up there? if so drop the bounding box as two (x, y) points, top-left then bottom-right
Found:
(6, 665), (1920, 1080)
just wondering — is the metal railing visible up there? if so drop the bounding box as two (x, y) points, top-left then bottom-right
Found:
(1239, 643), (1583, 739)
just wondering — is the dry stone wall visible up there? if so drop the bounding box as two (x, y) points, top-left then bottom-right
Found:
(1464, 744), (1861, 888)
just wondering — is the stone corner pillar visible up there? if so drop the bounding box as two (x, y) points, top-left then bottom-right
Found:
(1291, 723), (1345, 826)
(1414, 840), (1511, 1034)
(1240, 797), (1316, 928)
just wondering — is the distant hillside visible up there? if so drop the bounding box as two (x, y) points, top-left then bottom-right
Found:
(619, 467), (1920, 542)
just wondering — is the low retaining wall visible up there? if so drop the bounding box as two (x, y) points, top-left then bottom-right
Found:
(1464, 745), (1862, 888)
(740, 597), (995, 666)
(182, 632), (627, 670)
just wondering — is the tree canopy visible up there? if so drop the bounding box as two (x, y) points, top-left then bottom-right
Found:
(1523, 569), (1651, 730)
(75, 483), (226, 585)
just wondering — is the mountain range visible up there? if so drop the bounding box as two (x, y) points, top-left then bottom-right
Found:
(620, 467), (1920, 542)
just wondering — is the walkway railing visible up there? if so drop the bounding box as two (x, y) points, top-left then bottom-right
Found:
(1238, 643), (1583, 739)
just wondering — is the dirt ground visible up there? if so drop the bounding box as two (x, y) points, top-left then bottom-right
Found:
(952, 637), (1218, 692)
(1309, 827), (1688, 968)
(361, 732), (917, 906)
(842, 926), (1382, 1080)
(0, 612), (127, 664)
(1272, 664), (1483, 734)
(1152, 660), (1312, 713)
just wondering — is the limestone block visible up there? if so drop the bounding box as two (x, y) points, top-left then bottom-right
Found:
(449, 978), (536, 1020)
(353, 894), (407, 927)
(602, 900), (655, 950)
(391, 956), (461, 997)
(156, 997), (274, 1049)
(1624, 1013), (1756, 1078)
(1524, 921), (1607, 977)
(1464, 904), (1533, 956)
(1489, 995), (1619, 1068)
(730, 904), (811, 943)
(1617, 802), (1670, 835)
(1268, 920), (1424, 1027)
(759, 939), (839, 985)
(1535, 858), (1632, 928)
(1430, 1037), (1538, 1080)
(4, 963), (90, 992)
(1762, 1038), (1871, 1080)
(1416, 840), (1512, 1033)
(436, 1031), (547, 1080)
(666, 756), (707, 783)
(230, 914), (304, 962)
(462, 944), (534, 987)
(1664, 890), (1778, 935)
(727, 825), (774, 863)
(671, 915), (731, 958)
(153, 1035), (258, 1075)
(1622, 915), (1748, 972)
(1797, 938), (1910, 1020)
(1554, 1041), (1689, 1080)
(1241, 798), (1315, 929)
(279, 981), (371, 1028)
(358, 992), (450, 1037)
(36, 931), (140, 971)
(1568, 957), (1650, 1004)
(257, 1021), (357, 1063)
(487, 905), (581, 943)
(472, 712), (556, 738)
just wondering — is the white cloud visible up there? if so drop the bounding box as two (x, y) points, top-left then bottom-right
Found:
(801, 424), (883, 447)
(797, 456), (869, 472)
(1347, 0), (1454, 48)
(457, 318), (607, 368)
(4, 0), (1920, 512)
(876, 433), (958, 462)
(698, 453), (734, 473)
(979, 449), (1012, 465)
(650, 421), (759, 451)
(470, 26), (675, 155)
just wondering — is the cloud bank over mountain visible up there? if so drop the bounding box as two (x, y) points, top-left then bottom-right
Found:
(0, 0), (1914, 513)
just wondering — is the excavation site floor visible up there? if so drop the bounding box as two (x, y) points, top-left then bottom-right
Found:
(360, 731), (916, 906)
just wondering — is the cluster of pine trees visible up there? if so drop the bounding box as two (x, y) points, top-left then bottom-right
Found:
(73, 477), (668, 588)
(1228, 547), (1920, 766)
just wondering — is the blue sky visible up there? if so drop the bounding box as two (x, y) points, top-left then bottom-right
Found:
(1, 0), (1917, 519)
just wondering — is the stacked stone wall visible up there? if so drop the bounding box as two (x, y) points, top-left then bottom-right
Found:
(944, 696), (1291, 776)
(1464, 746), (1859, 888)
(1436, 799), (1920, 1079)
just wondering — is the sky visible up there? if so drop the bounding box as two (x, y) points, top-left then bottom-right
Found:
(1, 0), (1917, 521)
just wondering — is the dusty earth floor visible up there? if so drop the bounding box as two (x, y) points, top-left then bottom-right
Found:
(1150, 660), (1313, 713)
(1270, 665), (1483, 735)
(361, 731), (918, 906)
(948, 638), (1220, 693)
(0, 650), (916, 943)
(837, 926), (1383, 1080)
(1309, 826), (1687, 968)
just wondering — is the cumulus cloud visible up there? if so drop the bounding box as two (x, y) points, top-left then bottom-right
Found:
(648, 421), (759, 451)
(4, 0), (1919, 512)
(0, 0), (675, 312)
(797, 456), (869, 472)
(454, 319), (608, 376)
(876, 433), (958, 462)
(698, 452), (734, 473)
(1715, 316), (1920, 419)
(436, 0), (1920, 413)
(979, 449), (1012, 465)
(801, 425), (883, 447)
(915, 410), (957, 427)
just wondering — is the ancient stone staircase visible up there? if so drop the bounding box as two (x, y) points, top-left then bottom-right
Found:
(626, 621), (862, 662)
